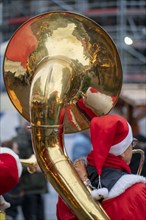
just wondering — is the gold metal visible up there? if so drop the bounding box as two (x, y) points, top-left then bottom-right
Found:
(3, 11), (122, 133)
(0, 211), (6, 220)
(3, 11), (123, 219)
(132, 149), (145, 175)
(20, 154), (38, 174)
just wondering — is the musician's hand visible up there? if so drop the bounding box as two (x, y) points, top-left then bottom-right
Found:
(73, 158), (88, 182)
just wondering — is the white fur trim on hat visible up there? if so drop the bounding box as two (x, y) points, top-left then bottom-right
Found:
(109, 124), (133, 156)
(108, 174), (146, 199)
(91, 188), (109, 200)
(0, 147), (22, 177)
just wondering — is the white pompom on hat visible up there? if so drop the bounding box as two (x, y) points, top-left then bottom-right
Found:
(0, 147), (22, 195)
(91, 188), (109, 200)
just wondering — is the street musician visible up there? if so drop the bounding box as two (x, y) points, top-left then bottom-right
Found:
(57, 114), (146, 220)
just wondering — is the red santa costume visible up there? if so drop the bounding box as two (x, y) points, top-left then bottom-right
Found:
(56, 114), (146, 220)
(0, 147), (22, 210)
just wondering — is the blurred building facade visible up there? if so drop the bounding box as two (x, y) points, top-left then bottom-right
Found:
(0, 0), (146, 84)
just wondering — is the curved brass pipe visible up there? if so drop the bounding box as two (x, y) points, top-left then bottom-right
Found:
(132, 149), (145, 175)
(29, 59), (109, 219)
(0, 211), (5, 220)
(20, 154), (38, 174)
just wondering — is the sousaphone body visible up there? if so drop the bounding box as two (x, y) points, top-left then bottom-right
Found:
(3, 12), (122, 219)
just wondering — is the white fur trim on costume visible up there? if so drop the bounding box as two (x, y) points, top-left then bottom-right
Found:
(108, 174), (146, 199)
(0, 147), (22, 177)
(91, 188), (109, 200)
(110, 123), (133, 156)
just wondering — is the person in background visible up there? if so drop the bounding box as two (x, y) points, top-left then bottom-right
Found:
(15, 122), (48, 220)
(1, 139), (23, 220)
(0, 143), (22, 217)
(71, 130), (92, 162)
(57, 114), (146, 220)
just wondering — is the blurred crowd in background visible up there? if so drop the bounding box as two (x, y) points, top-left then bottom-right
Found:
(0, 1), (146, 220)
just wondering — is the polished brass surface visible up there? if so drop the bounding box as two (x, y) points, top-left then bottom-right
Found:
(3, 11), (122, 133)
(0, 211), (6, 220)
(132, 149), (145, 175)
(2, 11), (123, 219)
(20, 154), (38, 173)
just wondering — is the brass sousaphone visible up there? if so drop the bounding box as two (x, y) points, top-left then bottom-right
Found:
(3, 12), (123, 219)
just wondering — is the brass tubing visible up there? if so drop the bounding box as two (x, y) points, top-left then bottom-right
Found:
(29, 60), (110, 219)
(132, 149), (145, 175)
(20, 154), (38, 174)
(0, 211), (6, 220)
(31, 126), (109, 220)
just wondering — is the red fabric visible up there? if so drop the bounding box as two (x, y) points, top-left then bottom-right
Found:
(6, 18), (38, 67)
(89, 87), (98, 93)
(58, 108), (65, 149)
(89, 115), (130, 175)
(0, 154), (19, 195)
(57, 197), (77, 220)
(77, 98), (96, 120)
(102, 182), (146, 220)
(56, 183), (146, 220)
(87, 152), (131, 174)
(58, 105), (81, 149)
(58, 102), (96, 149)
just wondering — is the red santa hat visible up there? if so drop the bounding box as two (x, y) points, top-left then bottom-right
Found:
(0, 147), (22, 195)
(88, 114), (133, 200)
(90, 114), (133, 176)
